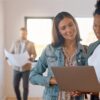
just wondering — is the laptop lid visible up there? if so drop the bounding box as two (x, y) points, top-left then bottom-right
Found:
(51, 66), (100, 92)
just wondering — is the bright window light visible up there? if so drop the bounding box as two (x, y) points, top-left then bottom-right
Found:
(76, 18), (97, 45)
(26, 18), (53, 60)
(26, 17), (97, 60)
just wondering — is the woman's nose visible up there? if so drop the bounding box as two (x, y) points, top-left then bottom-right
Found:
(65, 27), (71, 33)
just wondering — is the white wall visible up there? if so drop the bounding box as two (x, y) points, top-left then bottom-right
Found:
(0, 0), (5, 100)
(4, 0), (96, 98)
(5, 0), (96, 49)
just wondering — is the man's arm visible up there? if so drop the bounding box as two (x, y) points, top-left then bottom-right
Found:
(29, 43), (37, 62)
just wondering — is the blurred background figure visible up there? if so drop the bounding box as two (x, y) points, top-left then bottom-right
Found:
(9, 27), (36, 100)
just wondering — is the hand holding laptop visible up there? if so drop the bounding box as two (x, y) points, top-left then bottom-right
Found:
(50, 77), (82, 97)
(50, 77), (57, 85)
(51, 67), (100, 92)
(70, 91), (82, 96)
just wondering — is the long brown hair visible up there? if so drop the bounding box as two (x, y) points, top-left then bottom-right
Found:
(52, 12), (81, 47)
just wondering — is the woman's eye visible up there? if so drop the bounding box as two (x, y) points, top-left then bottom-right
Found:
(61, 26), (66, 30)
(68, 23), (73, 27)
(60, 23), (74, 30)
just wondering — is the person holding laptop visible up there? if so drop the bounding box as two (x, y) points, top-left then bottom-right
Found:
(87, 0), (100, 100)
(29, 12), (87, 100)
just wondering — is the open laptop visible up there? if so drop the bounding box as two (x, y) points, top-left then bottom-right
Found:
(51, 66), (100, 92)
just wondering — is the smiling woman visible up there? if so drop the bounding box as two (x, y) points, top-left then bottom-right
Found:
(29, 12), (88, 100)
(26, 17), (97, 61)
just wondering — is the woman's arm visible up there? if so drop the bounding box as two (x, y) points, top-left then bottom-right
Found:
(29, 46), (51, 87)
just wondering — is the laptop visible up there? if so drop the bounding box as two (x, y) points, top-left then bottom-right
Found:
(51, 66), (100, 92)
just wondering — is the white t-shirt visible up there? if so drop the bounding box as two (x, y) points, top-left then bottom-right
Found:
(20, 41), (25, 53)
(19, 41), (25, 71)
(88, 44), (100, 82)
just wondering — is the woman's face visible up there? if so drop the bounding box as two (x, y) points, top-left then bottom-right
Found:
(93, 14), (100, 40)
(58, 17), (77, 41)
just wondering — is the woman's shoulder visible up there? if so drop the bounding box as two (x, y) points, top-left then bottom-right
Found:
(45, 44), (58, 50)
(45, 44), (55, 53)
(77, 43), (88, 53)
(44, 44), (60, 56)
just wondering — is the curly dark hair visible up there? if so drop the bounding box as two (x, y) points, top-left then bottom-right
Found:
(93, 0), (100, 16)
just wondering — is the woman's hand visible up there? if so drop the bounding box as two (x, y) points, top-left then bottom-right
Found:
(70, 91), (82, 96)
(50, 77), (57, 85)
(90, 92), (99, 96)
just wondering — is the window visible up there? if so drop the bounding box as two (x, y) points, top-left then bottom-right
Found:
(25, 17), (53, 60)
(76, 18), (97, 45)
(25, 17), (97, 60)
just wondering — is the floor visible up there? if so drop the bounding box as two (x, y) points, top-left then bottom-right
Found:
(6, 97), (42, 100)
